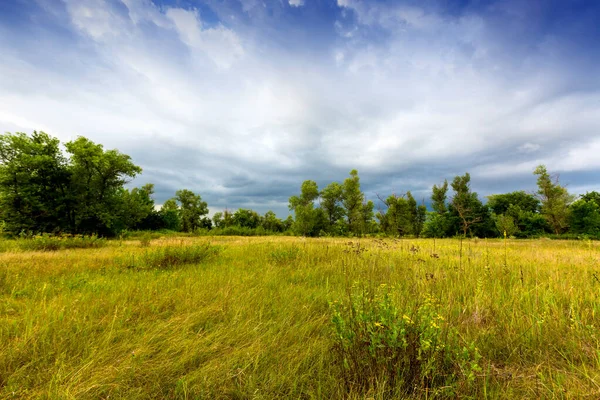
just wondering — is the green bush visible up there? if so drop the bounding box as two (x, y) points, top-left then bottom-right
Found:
(269, 246), (301, 265)
(18, 234), (106, 251)
(330, 283), (481, 396)
(122, 243), (221, 270)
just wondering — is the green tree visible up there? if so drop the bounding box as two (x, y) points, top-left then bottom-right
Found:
(449, 173), (490, 237)
(533, 165), (574, 234)
(0, 131), (71, 234)
(342, 170), (367, 235)
(377, 194), (411, 236)
(320, 182), (344, 232)
(493, 214), (518, 237)
(289, 180), (320, 236)
(569, 199), (600, 235)
(66, 136), (142, 235)
(431, 180), (448, 215)
(232, 209), (262, 229)
(487, 191), (540, 215)
(406, 191), (427, 236)
(117, 183), (155, 231)
(160, 198), (181, 231)
(262, 210), (284, 232)
(581, 191), (600, 208)
(173, 189), (209, 232)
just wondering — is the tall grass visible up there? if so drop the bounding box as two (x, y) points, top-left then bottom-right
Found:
(1, 237), (599, 398)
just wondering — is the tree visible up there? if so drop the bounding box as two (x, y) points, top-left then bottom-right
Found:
(289, 180), (320, 236)
(361, 200), (375, 234)
(407, 191), (427, 237)
(569, 199), (600, 235)
(342, 170), (366, 235)
(160, 198), (181, 231)
(116, 183), (155, 231)
(493, 214), (519, 237)
(232, 209), (262, 229)
(487, 191), (540, 215)
(0, 131), (71, 234)
(173, 189), (209, 232)
(66, 136), (142, 235)
(533, 165), (574, 234)
(320, 182), (344, 232)
(431, 180), (448, 215)
(377, 194), (411, 236)
(581, 191), (600, 208)
(449, 173), (488, 237)
(422, 181), (452, 238)
(262, 210), (284, 232)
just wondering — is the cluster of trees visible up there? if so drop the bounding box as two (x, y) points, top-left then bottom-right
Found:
(290, 167), (600, 238)
(0, 132), (295, 237)
(288, 170), (376, 236)
(2, 131), (600, 238)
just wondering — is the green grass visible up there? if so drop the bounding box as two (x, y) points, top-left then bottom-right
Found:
(1, 236), (599, 398)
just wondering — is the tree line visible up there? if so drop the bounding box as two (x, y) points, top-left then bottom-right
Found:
(1, 131), (599, 238)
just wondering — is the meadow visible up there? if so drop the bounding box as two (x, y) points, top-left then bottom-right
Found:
(1, 236), (599, 399)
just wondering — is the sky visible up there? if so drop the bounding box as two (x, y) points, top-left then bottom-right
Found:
(1, 0), (600, 217)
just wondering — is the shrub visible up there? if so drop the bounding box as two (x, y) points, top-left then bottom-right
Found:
(330, 283), (481, 396)
(139, 233), (153, 247)
(269, 246), (300, 265)
(18, 234), (106, 251)
(123, 243), (221, 270)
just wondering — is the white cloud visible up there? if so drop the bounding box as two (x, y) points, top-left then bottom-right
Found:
(518, 143), (540, 153)
(289, 0), (304, 7)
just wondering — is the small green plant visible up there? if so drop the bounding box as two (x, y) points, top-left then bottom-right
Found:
(330, 283), (481, 396)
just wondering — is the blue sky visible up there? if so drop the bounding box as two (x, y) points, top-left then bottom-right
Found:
(1, 0), (599, 216)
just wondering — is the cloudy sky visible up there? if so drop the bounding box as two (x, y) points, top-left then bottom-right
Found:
(1, 0), (599, 216)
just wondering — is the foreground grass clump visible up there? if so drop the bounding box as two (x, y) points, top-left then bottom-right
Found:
(1, 237), (600, 398)
(331, 284), (481, 397)
(123, 242), (222, 270)
(16, 233), (106, 251)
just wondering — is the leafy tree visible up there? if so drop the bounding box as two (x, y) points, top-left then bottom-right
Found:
(431, 180), (448, 215)
(283, 215), (294, 231)
(320, 182), (344, 232)
(289, 180), (320, 236)
(487, 191), (540, 215)
(232, 209), (262, 229)
(160, 198), (181, 231)
(407, 191), (427, 236)
(423, 181), (451, 238)
(449, 173), (489, 237)
(422, 212), (449, 238)
(117, 183), (155, 231)
(0, 131), (71, 234)
(377, 194), (411, 236)
(173, 189), (209, 232)
(581, 191), (600, 208)
(533, 165), (574, 234)
(569, 199), (600, 235)
(342, 170), (367, 235)
(361, 200), (375, 234)
(262, 210), (284, 232)
(493, 214), (518, 237)
(66, 136), (142, 235)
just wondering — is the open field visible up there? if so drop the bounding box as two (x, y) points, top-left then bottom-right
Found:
(1, 236), (600, 399)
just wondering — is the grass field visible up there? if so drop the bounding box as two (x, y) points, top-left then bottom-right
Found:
(1, 236), (600, 399)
